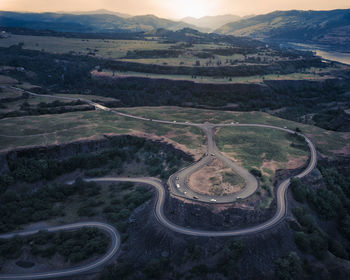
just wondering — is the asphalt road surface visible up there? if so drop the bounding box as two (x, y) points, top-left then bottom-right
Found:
(0, 88), (317, 279)
(169, 124), (259, 203)
(0, 222), (120, 280)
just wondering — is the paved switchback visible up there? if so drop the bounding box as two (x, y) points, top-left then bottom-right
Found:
(0, 88), (317, 279)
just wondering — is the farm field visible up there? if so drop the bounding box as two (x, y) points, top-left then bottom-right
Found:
(0, 34), (231, 62)
(1, 34), (338, 71)
(93, 69), (332, 84)
(0, 34), (171, 58)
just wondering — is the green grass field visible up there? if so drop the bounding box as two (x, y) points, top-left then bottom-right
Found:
(1, 104), (348, 210)
(0, 34), (244, 66)
(2, 100), (346, 158)
(0, 34), (171, 58)
(216, 126), (308, 171)
(0, 110), (205, 155)
(215, 126), (309, 206)
(94, 69), (331, 84)
(0, 104), (350, 174)
(0, 34), (231, 64)
(0, 86), (121, 113)
(222, 171), (246, 187)
(117, 106), (350, 157)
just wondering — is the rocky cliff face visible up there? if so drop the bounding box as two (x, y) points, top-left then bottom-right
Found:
(0, 134), (193, 175)
(164, 195), (275, 230)
(0, 136), (113, 175)
(264, 78), (347, 94)
(120, 187), (297, 280)
(164, 162), (308, 231)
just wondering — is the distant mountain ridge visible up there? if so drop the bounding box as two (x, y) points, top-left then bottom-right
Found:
(0, 11), (198, 33)
(181, 14), (242, 31)
(59, 9), (132, 18)
(215, 9), (350, 48)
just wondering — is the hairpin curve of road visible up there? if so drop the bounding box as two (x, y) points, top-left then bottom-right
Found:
(0, 88), (317, 279)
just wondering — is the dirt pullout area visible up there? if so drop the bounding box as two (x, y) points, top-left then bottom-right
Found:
(188, 159), (245, 196)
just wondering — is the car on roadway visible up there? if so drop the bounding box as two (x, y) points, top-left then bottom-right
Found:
(193, 196), (199, 199)
(173, 120), (177, 123)
(176, 177), (179, 180)
(210, 199), (217, 202)
(211, 153), (215, 156)
(237, 196), (241, 200)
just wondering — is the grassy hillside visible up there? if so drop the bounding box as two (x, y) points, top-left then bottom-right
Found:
(0, 11), (196, 33)
(117, 106), (350, 158)
(216, 9), (350, 48)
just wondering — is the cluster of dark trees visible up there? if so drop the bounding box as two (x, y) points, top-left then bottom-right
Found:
(105, 57), (324, 77)
(290, 159), (350, 260)
(102, 184), (152, 233)
(122, 46), (260, 60)
(36, 99), (84, 108)
(5, 136), (187, 186)
(0, 26), (145, 40)
(123, 49), (184, 59)
(291, 207), (330, 259)
(0, 136), (190, 232)
(0, 175), (154, 241)
(0, 179), (97, 233)
(0, 103), (94, 119)
(0, 227), (109, 263)
(312, 109), (350, 132)
(274, 252), (304, 280)
(0, 45), (95, 90)
(203, 47), (256, 56)
(101, 239), (244, 279)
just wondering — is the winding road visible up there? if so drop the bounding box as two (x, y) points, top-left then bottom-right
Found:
(168, 124), (258, 203)
(0, 88), (317, 279)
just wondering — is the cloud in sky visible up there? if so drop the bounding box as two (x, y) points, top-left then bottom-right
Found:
(1, 0), (349, 18)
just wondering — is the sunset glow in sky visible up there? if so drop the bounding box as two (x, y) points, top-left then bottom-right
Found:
(1, 0), (349, 18)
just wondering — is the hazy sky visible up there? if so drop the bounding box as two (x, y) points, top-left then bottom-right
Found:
(1, 0), (349, 18)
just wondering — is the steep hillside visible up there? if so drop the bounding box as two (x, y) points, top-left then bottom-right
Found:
(216, 9), (350, 48)
(0, 11), (196, 33)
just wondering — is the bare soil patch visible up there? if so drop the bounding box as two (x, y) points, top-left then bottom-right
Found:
(188, 159), (245, 196)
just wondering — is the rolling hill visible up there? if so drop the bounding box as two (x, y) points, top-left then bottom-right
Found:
(216, 9), (350, 48)
(181, 14), (241, 31)
(60, 9), (132, 18)
(0, 11), (197, 33)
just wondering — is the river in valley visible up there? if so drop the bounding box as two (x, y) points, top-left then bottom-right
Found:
(282, 42), (350, 65)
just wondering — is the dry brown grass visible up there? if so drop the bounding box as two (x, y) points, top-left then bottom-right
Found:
(188, 159), (245, 196)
